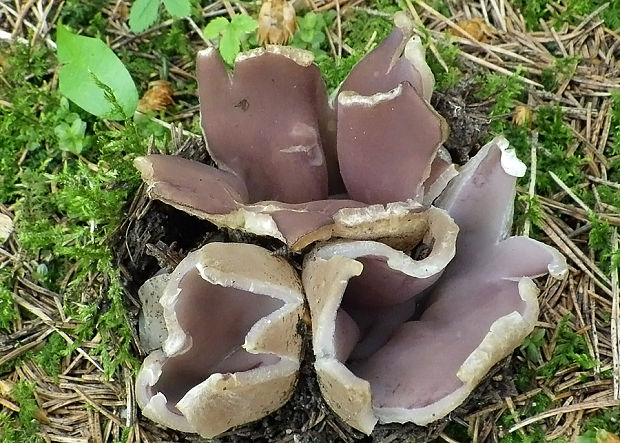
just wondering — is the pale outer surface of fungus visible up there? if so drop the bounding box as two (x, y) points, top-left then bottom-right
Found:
(302, 137), (567, 434)
(135, 243), (306, 438)
(0, 213), (13, 243)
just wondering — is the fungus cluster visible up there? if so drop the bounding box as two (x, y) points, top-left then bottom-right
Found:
(134, 13), (567, 438)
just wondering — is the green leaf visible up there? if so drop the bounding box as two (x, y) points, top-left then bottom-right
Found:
(129, 0), (161, 33)
(204, 16), (229, 38)
(162, 0), (190, 18)
(229, 14), (258, 34)
(56, 25), (138, 120)
(305, 12), (318, 28)
(219, 29), (240, 65)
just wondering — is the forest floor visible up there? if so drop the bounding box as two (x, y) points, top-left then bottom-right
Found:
(0, 0), (619, 442)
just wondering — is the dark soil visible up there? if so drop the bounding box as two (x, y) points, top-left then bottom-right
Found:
(431, 79), (492, 164)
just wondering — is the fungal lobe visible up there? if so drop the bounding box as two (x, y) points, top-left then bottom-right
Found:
(197, 46), (329, 204)
(135, 243), (305, 438)
(303, 137), (567, 433)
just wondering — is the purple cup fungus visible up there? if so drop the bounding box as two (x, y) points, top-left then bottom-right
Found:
(133, 10), (567, 439)
(302, 137), (567, 434)
(133, 12), (449, 252)
(135, 242), (305, 438)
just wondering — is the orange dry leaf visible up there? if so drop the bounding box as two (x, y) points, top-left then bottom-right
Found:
(138, 80), (174, 113)
(598, 430), (620, 443)
(513, 105), (533, 127)
(257, 0), (297, 45)
(450, 18), (493, 42)
(113, 2), (130, 21)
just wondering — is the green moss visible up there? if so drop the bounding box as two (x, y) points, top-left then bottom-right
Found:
(512, 0), (620, 31)
(539, 316), (596, 379)
(0, 285), (17, 332)
(58, 0), (110, 33)
(341, 8), (393, 54)
(541, 56), (580, 91)
(13, 381), (40, 429)
(499, 419), (549, 443)
(1, 37), (170, 382)
(443, 421), (470, 441)
(32, 333), (70, 378)
(318, 55), (362, 92)
(579, 408), (620, 437)
(476, 72), (526, 128)
(520, 328), (546, 365)
(425, 34), (463, 91)
(534, 106), (584, 194)
(12, 121), (156, 377)
(0, 44), (60, 203)
(316, 7), (393, 92)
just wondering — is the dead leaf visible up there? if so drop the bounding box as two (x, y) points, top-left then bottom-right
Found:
(450, 18), (494, 42)
(0, 380), (14, 397)
(138, 80), (174, 113)
(258, 0), (297, 45)
(513, 105), (533, 127)
(598, 430), (620, 443)
(113, 2), (130, 21)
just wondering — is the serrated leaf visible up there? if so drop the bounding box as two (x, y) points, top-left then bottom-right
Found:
(162, 0), (191, 18)
(229, 14), (258, 34)
(57, 26), (138, 120)
(204, 16), (229, 38)
(129, 0), (161, 33)
(219, 30), (240, 65)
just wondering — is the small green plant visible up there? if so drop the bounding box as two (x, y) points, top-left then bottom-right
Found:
(54, 98), (89, 155)
(290, 11), (336, 61)
(520, 328), (546, 364)
(129, 0), (191, 33)
(56, 25), (138, 120)
(203, 15), (258, 65)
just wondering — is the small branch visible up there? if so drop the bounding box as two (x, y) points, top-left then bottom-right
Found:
(549, 171), (591, 213)
(612, 229), (619, 399)
(523, 132), (538, 237)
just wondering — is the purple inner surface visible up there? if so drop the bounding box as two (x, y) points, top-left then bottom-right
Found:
(143, 154), (250, 215)
(337, 83), (443, 204)
(331, 142), (558, 410)
(197, 49), (329, 204)
(152, 269), (283, 408)
(338, 28), (424, 99)
(334, 255), (430, 365)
